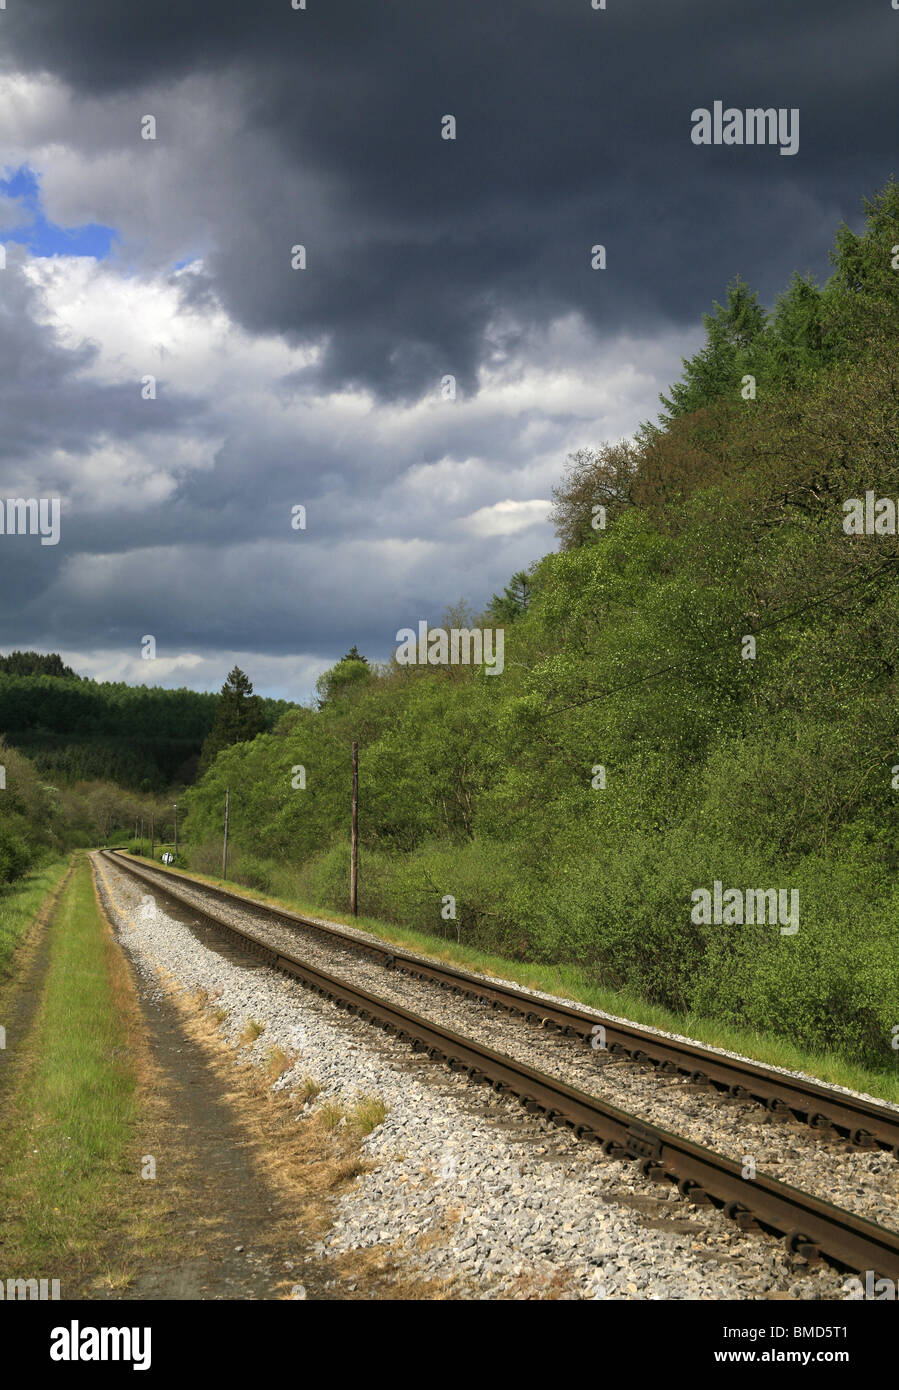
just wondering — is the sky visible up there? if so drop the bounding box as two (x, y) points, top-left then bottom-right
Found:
(0, 0), (895, 702)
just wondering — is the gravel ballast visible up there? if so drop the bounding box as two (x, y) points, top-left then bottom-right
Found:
(94, 854), (873, 1300)
(117, 858), (899, 1235)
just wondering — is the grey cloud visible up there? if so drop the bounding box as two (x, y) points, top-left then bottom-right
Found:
(3, 1), (894, 401)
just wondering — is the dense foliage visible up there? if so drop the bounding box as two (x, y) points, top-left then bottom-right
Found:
(0, 651), (78, 678)
(0, 657), (294, 882)
(0, 741), (65, 883)
(0, 732), (187, 883)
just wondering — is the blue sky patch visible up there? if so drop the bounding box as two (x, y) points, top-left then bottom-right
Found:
(0, 165), (117, 260)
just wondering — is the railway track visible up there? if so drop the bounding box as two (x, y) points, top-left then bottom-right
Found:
(101, 849), (899, 1282)
(108, 850), (899, 1156)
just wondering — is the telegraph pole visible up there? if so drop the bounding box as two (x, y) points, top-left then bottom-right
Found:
(150, 813), (155, 861)
(222, 787), (230, 880)
(350, 741), (359, 916)
(173, 802), (178, 858)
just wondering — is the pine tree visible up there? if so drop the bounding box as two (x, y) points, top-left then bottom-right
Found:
(487, 571), (532, 623)
(763, 272), (828, 384)
(659, 276), (768, 423)
(822, 176), (899, 353)
(199, 667), (266, 771)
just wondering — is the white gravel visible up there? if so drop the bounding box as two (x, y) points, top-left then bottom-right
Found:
(94, 854), (866, 1301)
(117, 857), (899, 1233)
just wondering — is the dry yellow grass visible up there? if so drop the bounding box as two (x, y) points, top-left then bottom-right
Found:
(240, 1017), (265, 1044)
(314, 1099), (346, 1133)
(295, 1075), (322, 1106)
(264, 1046), (294, 1082)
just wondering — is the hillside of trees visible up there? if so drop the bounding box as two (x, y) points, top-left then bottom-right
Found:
(0, 660), (295, 884)
(0, 735), (178, 884)
(180, 180), (899, 1069)
(0, 661), (292, 789)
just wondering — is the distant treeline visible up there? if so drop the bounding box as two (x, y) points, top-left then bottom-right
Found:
(0, 651), (79, 679)
(0, 666), (292, 790)
(0, 736), (182, 884)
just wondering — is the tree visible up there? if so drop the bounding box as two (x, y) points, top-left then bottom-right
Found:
(659, 276), (768, 423)
(762, 272), (829, 385)
(822, 176), (899, 354)
(550, 441), (639, 549)
(315, 650), (373, 707)
(199, 667), (266, 771)
(487, 571), (533, 622)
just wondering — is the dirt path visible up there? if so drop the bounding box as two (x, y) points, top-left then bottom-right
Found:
(2, 856), (421, 1300)
(89, 857), (418, 1301)
(97, 969), (329, 1301)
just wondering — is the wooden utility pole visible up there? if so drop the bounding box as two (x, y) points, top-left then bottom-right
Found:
(222, 787), (230, 880)
(150, 813), (155, 861)
(139, 817), (144, 856)
(350, 741), (359, 916)
(173, 803), (178, 857)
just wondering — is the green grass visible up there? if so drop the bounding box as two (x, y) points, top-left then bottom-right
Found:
(0, 856), (71, 977)
(348, 1094), (389, 1135)
(0, 855), (138, 1284)
(122, 851), (899, 1108)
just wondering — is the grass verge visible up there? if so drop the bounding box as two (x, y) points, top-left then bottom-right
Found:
(0, 856), (71, 979)
(0, 855), (141, 1291)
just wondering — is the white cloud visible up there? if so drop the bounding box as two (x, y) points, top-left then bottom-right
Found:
(461, 498), (552, 537)
(56, 646), (328, 703)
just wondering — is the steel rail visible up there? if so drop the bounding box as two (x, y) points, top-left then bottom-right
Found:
(107, 851), (899, 1157)
(101, 850), (899, 1280)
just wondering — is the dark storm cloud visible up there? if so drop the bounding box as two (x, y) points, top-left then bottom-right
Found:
(2, 1), (896, 692)
(4, 0), (895, 401)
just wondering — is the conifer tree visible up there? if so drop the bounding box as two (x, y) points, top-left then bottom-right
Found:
(659, 276), (767, 422)
(487, 571), (532, 622)
(199, 666), (266, 771)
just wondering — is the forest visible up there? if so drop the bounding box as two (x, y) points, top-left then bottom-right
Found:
(0, 668), (291, 788)
(0, 663), (292, 883)
(179, 181), (899, 1068)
